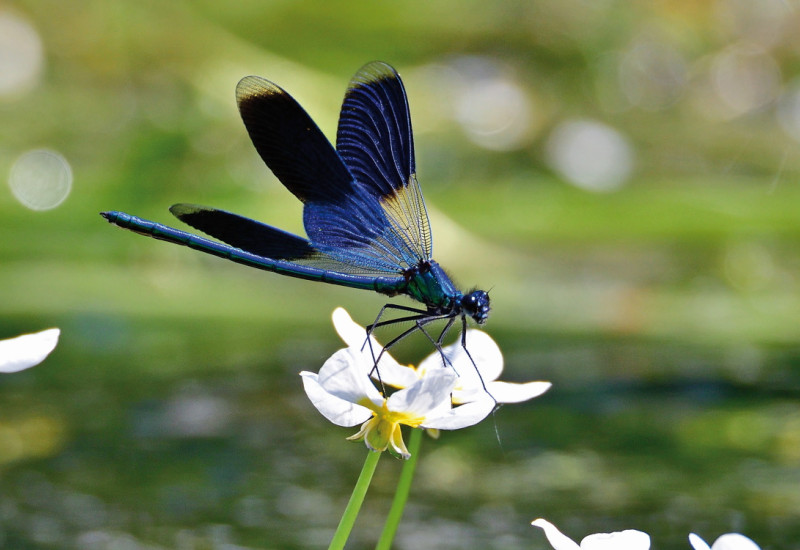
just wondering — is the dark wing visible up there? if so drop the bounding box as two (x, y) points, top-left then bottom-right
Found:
(335, 61), (433, 261)
(170, 204), (403, 276)
(236, 76), (352, 204)
(170, 204), (314, 260)
(235, 69), (429, 273)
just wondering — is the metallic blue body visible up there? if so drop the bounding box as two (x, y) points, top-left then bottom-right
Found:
(101, 210), (403, 294)
(102, 62), (490, 327)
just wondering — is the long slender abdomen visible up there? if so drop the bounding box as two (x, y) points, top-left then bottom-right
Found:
(101, 211), (406, 296)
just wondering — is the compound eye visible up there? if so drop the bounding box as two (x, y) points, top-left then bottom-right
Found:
(467, 291), (490, 324)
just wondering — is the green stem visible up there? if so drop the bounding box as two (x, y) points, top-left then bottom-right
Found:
(375, 428), (423, 550)
(328, 449), (382, 550)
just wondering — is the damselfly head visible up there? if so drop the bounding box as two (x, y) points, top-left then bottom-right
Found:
(462, 290), (490, 325)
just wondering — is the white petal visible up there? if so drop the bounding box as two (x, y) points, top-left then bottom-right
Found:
(417, 349), (444, 372)
(581, 529), (650, 550)
(0, 328), (60, 373)
(422, 393), (495, 430)
(387, 368), (457, 416)
(480, 380), (551, 404)
(710, 534), (760, 550)
(317, 348), (384, 406)
(461, 329), (503, 380)
(689, 534), (712, 550)
(450, 384), (487, 404)
(331, 307), (416, 387)
(300, 371), (372, 427)
(420, 330), (503, 389)
(531, 519), (581, 550)
(332, 307), (377, 349)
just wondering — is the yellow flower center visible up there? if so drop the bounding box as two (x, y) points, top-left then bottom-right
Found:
(349, 398), (425, 459)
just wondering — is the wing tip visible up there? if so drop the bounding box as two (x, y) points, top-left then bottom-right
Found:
(170, 203), (210, 222)
(236, 75), (284, 106)
(350, 61), (400, 89)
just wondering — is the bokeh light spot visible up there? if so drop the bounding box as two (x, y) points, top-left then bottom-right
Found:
(711, 45), (781, 118)
(545, 119), (634, 192)
(455, 78), (534, 151)
(715, 0), (793, 49)
(0, 11), (44, 98)
(429, 56), (537, 151)
(8, 149), (73, 211)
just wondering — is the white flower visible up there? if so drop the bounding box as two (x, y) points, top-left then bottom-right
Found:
(532, 518), (650, 550)
(301, 347), (493, 459)
(0, 328), (60, 373)
(302, 308), (551, 458)
(689, 533), (760, 550)
(331, 307), (551, 405)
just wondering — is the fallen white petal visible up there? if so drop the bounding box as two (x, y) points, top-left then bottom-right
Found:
(533, 519), (649, 550)
(0, 328), (60, 373)
(712, 534), (761, 550)
(532, 519), (581, 550)
(581, 529), (650, 550)
(689, 534), (712, 550)
(690, 533), (760, 550)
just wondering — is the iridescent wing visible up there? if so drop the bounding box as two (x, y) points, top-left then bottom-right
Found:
(336, 61), (433, 262)
(170, 203), (404, 276)
(174, 65), (431, 276)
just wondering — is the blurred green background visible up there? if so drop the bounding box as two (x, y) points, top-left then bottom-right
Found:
(1, 0), (800, 548)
